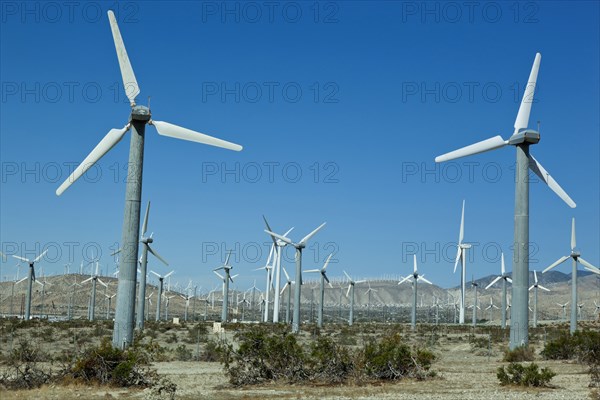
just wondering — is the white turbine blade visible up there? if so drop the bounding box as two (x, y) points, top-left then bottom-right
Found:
(56, 125), (129, 196)
(280, 282), (289, 295)
(343, 270), (352, 281)
(435, 135), (507, 163)
(578, 258), (599, 273)
(323, 273), (331, 285)
(299, 222), (326, 245)
(398, 275), (411, 285)
(514, 53), (541, 133)
(265, 230), (293, 246)
(506, 277), (513, 283)
(534, 270), (538, 284)
(13, 255), (30, 263)
(584, 266), (600, 275)
(485, 276), (502, 290)
(501, 253), (506, 275)
(304, 269), (320, 273)
(571, 217), (576, 250)
(33, 249), (48, 263)
(147, 245), (169, 266)
(230, 274), (238, 282)
(459, 200), (465, 243)
(97, 278), (108, 288)
(419, 276), (433, 285)
(542, 255), (570, 273)
(528, 285), (534, 291)
(322, 253), (333, 271)
(346, 284), (352, 297)
(528, 155), (576, 208)
(107, 10), (139, 105)
(283, 227), (295, 237)
(225, 250), (232, 266)
(150, 270), (161, 278)
(213, 271), (224, 280)
(355, 280), (366, 284)
(81, 276), (92, 284)
(165, 270), (175, 278)
(283, 267), (291, 281)
(413, 254), (418, 274)
(539, 285), (550, 292)
(142, 201), (150, 236)
(453, 247), (461, 274)
(152, 120), (242, 151)
(16, 276), (28, 285)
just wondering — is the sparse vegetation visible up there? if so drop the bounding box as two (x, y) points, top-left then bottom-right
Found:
(496, 362), (555, 387)
(542, 330), (600, 387)
(503, 345), (535, 362)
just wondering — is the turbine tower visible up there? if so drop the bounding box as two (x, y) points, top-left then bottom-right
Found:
(56, 11), (243, 349)
(529, 270), (550, 328)
(214, 251), (237, 323)
(542, 218), (599, 333)
(435, 53), (576, 349)
(82, 262), (108, 321)
(304, 254), (333, 328)
(485, 253), (512, 328)
(150, 270), (174, 321)
(265, 222), (326, 333)
(262, 216), (293, 323)
(12, 250), (47, 320)
(452, 200), (471, 324)
(281, 267), (295, 324)
(399, 255), (432, 330)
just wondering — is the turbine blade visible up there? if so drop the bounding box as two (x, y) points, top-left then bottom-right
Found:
(282, 267), (291, 281)
(413, 254), (418, 274)
(16, 276), (28, 285)
(542, 255), (570, 273)
(534, 270), (538, 284)
(213, 271), (224, 280)
(578, 258), (599, 273)
(419, 276), (433, 285)
(459, 200), (465, 243)
(304, 269), (320, 273)
(97, 278), (108, 288)
(323, 273), (330, 284)
(13, 255), (30, 263)
(453, 247), (461, 274)
(107, 10), (140, 105)
(528, 154), (576, 208)
(343, 270), (352, 281)
(262, 215), (277, 245)
(506, 277), (512, 284)
(485, 276), (502, 290)
(56, 125), (129, 196)
(142, 201), (151, 236)
(514, 53), (541, 133)
(265, 230), (294, 246)
(322, 253), (333, 271)
(81, 277), (92, 284)
(538, 285), (550, 292)
(528, 285), (534, 291)
(501, 252), (506, 275)
(32, 249), (48, 263)
(164, 271), (174, 278)
(346, 284), (352, 297)
(571, 218), (576, 250)
(435, 135), (507, 163)
(149, 270), (160, 278)
(299, 222), (326, 245)
(152, 120), (242, 151)
(148, 245), (169, 266)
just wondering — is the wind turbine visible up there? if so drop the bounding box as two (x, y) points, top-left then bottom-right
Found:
(254, 246), (274, 322)
(542, 218), (599, 333)
(105, 293), (116, 320)
(364, 282), (378, 322)
(113, 201), (169, 330)
(450, 200), (471, 325)
(557, 301), (569, 321)
(280, 267), (295, 324)
(528, 270), (550, 328)
(150, 270), (174, 321)
(82, 262), (108, 321)
(56, 11), (243, 349)
(342, 271), (364, 326)
(262, 217), (294, 323)
(469, 277), (480, 327)
(399, 255), (432, 330)
(435, 53), (576, 349)
(485, 253), (513, 328)
(485, 296), (500, 322)
(214, 251), (237, 323)
(12, 250), (48, 320)
(304, 254), (333, 328)
(265, 222), (326, 333)
(164, 293), (176, 321)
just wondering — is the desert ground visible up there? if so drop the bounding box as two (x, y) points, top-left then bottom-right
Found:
(0, 319), (597, 400)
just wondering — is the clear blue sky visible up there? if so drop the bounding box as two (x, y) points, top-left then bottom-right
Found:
(1, 1), (598, 291)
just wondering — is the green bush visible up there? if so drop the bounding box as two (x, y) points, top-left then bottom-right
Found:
(503, 345), (534, 362)
(175, 344), (193, 361)
(497, 362), (555, 387)
(309, 336), (354, 383)
(542, 330), (600, 387)
(0, 340), (52, 389)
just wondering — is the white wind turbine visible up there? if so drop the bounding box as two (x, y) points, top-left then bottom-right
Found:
(254, 245), (274, 322)
(399, 255), (432, 330)
(56, 10), (243, 349)
(265, 222), (326, 333)
(485, 296), (500, 322)
(82, 262), (108, 321)
(304, 254), (333, 328)
(364, 281), (378, 322)
(557, 301), (569, 321)
(485, 253), (513, 328)
(528, 270), (550, 328)
(214, 251), (237, 323)
(12, 250), (48, 320)
(262, 216), (293, 323)
(280, 267), (295, 324)
(469, 277), (480, 327)
(435, 53), (576, 349)
(150, 270), (174, 321)
(105, 293), (116, 320)
(450, 200), (471, 324)
(542, 218), (599, 333)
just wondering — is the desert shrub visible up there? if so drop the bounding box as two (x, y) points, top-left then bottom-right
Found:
(469, 335), (488, 349)
(0, 340), (52, 389)
(185, 324), (208, 344)
(497, 362), (555, 387)
(308, 336), (354, 383)
(503, 345), (534, 362)
(362, 333), (435, 380)
(542, 330), (600, 387)
(165, 332), (178, 344)
(200, 340), (225, 362)
(174, 344), (192, 361)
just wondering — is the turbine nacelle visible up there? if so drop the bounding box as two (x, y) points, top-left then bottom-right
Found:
(571, 249), (581, 258)
(131, 105), (151, 122)
(507, 129), (540, 145)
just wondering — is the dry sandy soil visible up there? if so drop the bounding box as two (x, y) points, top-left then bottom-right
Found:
(0, 338), (595, 400)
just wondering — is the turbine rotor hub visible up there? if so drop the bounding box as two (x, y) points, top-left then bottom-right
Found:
(130, 105), (151, 122)
(508, 129), (540, 145)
